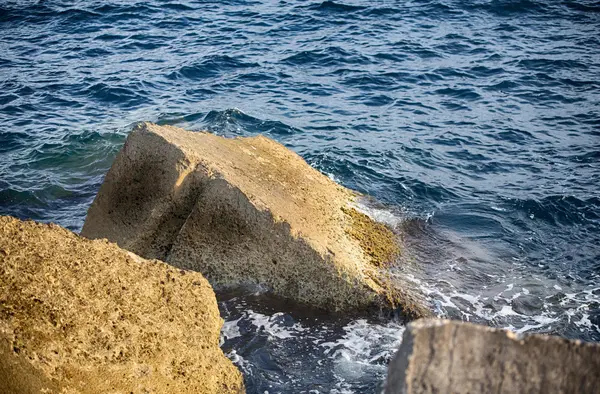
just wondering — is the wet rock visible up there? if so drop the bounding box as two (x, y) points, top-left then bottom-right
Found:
(385, 318), (600, 394)
(0, 216), (244, 393)
(82, 122), (428, 317)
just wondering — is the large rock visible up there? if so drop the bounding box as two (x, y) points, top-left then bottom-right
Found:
(385, 319), (600, 394)
(0, 216), (244, 393)
(82, 122), (428, 317)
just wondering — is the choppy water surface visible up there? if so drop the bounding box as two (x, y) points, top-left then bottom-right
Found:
(1, 0), (599, 392)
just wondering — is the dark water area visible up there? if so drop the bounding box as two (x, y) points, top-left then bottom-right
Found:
(1, 0), (599, 392)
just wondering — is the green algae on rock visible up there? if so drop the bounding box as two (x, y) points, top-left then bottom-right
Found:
(341, 206), (400, 267)
(0, 216), (244, 394)
(82, 122), (430, 317)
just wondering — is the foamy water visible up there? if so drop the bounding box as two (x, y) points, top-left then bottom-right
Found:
(218, 288), (407, 393)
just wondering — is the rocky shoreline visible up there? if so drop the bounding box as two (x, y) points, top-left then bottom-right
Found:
(1, 123), (598, 393)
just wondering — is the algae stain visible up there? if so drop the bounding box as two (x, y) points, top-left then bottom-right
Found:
(341, 207), (400, 267)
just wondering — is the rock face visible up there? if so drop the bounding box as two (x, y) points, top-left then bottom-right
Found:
(385, 319), (600, 394)
(0, 216), (244, 393)
(81, 122), (428, 317)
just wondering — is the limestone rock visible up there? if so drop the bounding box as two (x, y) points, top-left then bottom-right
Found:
(385, 318), (600, 394)
(0, 216), (244, 393)
(82, 122), (428, 317)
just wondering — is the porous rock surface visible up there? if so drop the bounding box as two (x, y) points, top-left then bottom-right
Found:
(82, 122), (428, 317)
(385, 318), (600, 394)
(0, 216), (244, 394)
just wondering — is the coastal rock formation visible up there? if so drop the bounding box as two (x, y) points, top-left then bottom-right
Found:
(82, 122), (428, 317)
(0, 216), (244, 393)
(385, 319), (600, 394)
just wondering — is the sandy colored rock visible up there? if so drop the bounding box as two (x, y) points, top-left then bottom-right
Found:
(0, 216), (244, 394)
(82, 122), (429, 317)
(385, 318), (600, 394)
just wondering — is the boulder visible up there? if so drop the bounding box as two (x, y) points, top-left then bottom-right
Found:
(385, 318), (600, 394)
(82, 122), (428, 317)
(0, 216), (244, 393)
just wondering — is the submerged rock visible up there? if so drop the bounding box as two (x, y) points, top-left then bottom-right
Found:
(385, 319), (600, 394)
(0, 216), (244, 393)
(82, 122), (428, 317)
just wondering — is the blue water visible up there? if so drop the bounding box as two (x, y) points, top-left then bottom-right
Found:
(1, 0), (599, 392)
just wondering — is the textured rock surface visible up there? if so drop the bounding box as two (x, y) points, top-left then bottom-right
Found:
(385, 318), (600, 394)
(0, 216), (244, 394)
(82, 122), (428, 317)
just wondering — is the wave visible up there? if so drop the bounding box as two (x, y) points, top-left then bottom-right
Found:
(204, 109), (301, 136)
(515, 58), (589, 71)
(461, 0), (552, 16)
(563, 1), (600, 13)
(168, 55), (259, 80)
(433, 87), (482, 101)
(507, 195), (600, 226)
(86, 83), (150, 108)
(158, 109), (302, 137)
(308, 1), (367, 13)
(283, 46), (372, 67)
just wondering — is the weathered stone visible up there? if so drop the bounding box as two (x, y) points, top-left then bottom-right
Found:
(385, 318), (600, 394)
(81, 122), (429, 317)
(0, 216), (244, 393)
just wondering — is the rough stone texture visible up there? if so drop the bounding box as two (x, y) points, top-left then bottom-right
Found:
(385, 318), (600, 394)
(81, 122), (429, 317)
(0, 216), (244, 394)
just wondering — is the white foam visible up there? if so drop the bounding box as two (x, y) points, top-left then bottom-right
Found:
(246, 310), (308, 340)
(512, 314), (559, 334)
(221, 317), (242, 343)
(225, 349), (252, 372)
(415, 274), (571, 335)
(352, 202), (404, 227)
(425, 211), (435, 222)
(495, 305), (520, 317)
(223, 306), (406, 393)
(320, 319), (404, 384)
(327, 172), (341, 183)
